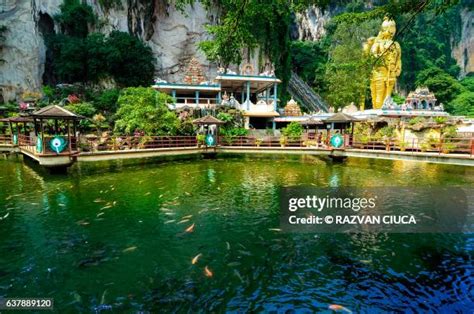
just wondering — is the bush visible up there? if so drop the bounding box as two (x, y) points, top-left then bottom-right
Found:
(448, 91), (474, 117)
(65, 102), (96, 129)
(114, 87), (179, 135)
(408, 116), (425, 125)
(94, 88), (120, 112)
(281, 122), (303, 138)
(434, 116), (447, 124)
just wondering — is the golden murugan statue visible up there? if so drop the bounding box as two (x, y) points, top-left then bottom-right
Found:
(364, 17), (402, 109)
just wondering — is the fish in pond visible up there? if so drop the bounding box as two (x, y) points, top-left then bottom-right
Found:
(328, 304), (352, 313)
(233, 269), (245, 284)
(178, 219), (190, 224)
(268, 228), (281, 232)
(226, 242), (230, 250)
(94, 199), (105, 203)
(185, 223), (195, 233)
(122, 246), (137, 253)
(76, 220), (89, 226)
(191, 253), (202, 265)
(100, 205), (112, 210)
(238, 250), (252, 256)
(204, 266), (213, 277)
(145, 192), (151, 196)
(227, 262), (241, 267)
(181, 215), (193, 219)
(164, 220), (175, 224)
(185, 192), (192, 196)
(97, 212), (105, 217)
(1, 212), (9, 220)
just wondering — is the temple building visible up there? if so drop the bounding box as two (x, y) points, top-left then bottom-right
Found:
(405, 87), (440, 110)
(152, 59), (281, 129)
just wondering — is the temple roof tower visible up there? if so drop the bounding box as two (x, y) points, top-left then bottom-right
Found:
(284, 98), (302, 116)
(183, 57), (207, 85)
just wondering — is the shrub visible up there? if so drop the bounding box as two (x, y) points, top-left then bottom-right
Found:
(281, 122), (303, 138)
(114, 87), (179, 135)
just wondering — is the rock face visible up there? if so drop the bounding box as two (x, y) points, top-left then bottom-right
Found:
(293, 5), (331, 41)
(0, 0), (218, 102)
(452, 8), (473, 77)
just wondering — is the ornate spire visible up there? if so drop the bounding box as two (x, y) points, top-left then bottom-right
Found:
(183, 57), (207, 85)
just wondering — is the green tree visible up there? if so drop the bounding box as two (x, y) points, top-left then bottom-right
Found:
(106, 31), (155, 87)
(448, 92), (474, 117)
(324, 19), (380, 108)
(55, 0), (95, 38)
(416, 67), (463, 105)
(114, 87), (179, 135)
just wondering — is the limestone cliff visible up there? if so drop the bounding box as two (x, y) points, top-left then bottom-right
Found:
(452, 8), (473, 77)
(0, 0), (218, 102)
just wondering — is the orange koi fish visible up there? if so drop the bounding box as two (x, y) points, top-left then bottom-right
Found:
(191, 253), (202, 265)
(185, 223), (195, 233)
(328, 304), (352, 313)
(204, 266), (213, 277)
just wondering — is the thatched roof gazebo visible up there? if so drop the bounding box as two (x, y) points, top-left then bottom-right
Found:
(192, 115), (225, 147)
(192, 115), (225, 125)
(31, 105), (83, 155)
(324, 112), (359, 147)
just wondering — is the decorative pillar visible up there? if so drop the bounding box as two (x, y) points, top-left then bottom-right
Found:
(241, 87), (244, 104)
(195, 91), (200, 107)
(246, 81), (250, 110)
(217, 91), (221, 105)
(266, 88), (270, 104)
(171, 90), (176, 104)
(273, 84), (278, 111)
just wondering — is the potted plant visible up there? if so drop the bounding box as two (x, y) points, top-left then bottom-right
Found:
(398, 141), (407, 152)
(441, 142), (456, 154)
(383, 136), (391, 151)
(280, 136), (288, 147)
(196, 134), (206, 147)
(420, 142), (430, 152)
(255, 138), (263, 147)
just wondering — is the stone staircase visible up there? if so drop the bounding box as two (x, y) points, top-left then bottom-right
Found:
(288, 71), (329, 113)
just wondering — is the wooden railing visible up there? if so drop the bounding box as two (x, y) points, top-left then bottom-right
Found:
(17, 134), (78, 156)
(6, 133), (474, 157)
(219, 135), (474, 156)
(351, 136), (474, 156)
(80, 136), (197, 152)
(0, 134), (11, 145)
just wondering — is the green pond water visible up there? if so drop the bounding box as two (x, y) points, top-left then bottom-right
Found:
(0, 155), (473, 312)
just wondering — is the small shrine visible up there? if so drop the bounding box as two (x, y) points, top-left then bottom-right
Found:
(406, 87), (438, 110)
(283, 98), (302, 116)
(183, 57), (207, 85)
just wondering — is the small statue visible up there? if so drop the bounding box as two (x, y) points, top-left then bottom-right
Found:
(364, 17), (402, 109)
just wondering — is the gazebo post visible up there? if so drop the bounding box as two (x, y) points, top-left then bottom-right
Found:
(67, 120), (72, 154)
(8, 121), (13, 144)
(40, 119), (44, 154)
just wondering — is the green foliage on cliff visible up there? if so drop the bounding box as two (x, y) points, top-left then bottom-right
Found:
(398, 4), (461, 92)
(114, 88), (180, 135)
(46, 1), (154, 87)
(55, 0), (95, 38)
